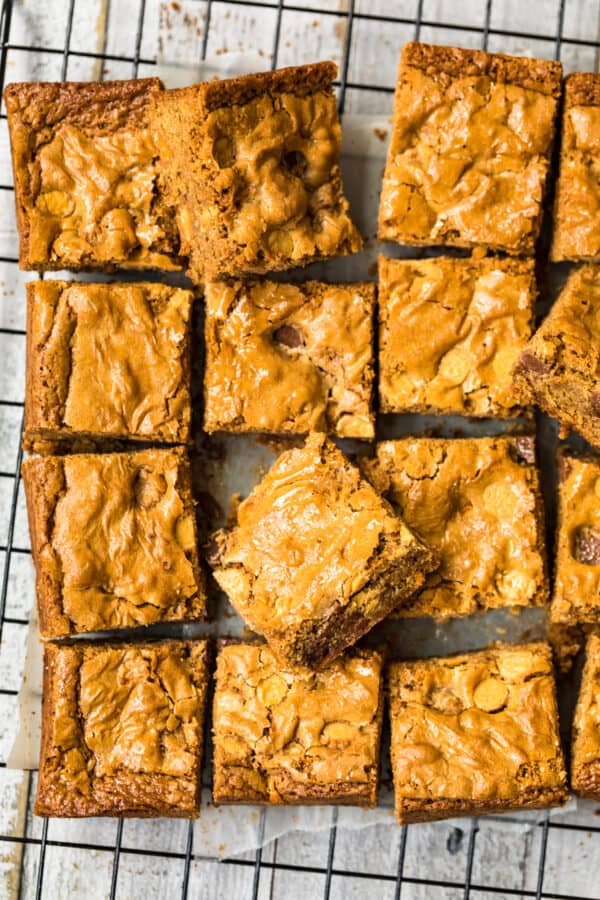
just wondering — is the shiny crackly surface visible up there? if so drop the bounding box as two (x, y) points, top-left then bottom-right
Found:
(213, 644), (382, 803)
(370, 438), (546, 617)
(571, 634), (600, 797)
(378, 255), (534, 416)
(36, 642), (207, 814)
(551, 456), (600, 624)
(51, 451), (200, 631)
(379, 46), (559, 252)
(29, 281), (191, 441)
(389, 644), (567, 810)
(204, 280), (374, 437)
(210, 433), (427, 653)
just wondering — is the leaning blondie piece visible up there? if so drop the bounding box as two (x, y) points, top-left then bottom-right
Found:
(204, 279), (375, 438)
(4, 78), (181, 271)
(378, 254), (535, 417)
(208, 433), (435, 669)
(213, 643), (384, 806)
(571, 634), (600, 800)
(551, 74), (600, 261)
(35, 640), (209, 817)
(551, 451), (600, 626)
(513, 266), (600, 450)
(364, 436), (547, 618)
(22, 449), (206, 637)
(388, 643), (568, 824)
(378, 43), (562, 254)
(152, 62), (362, 281)
(25, 280), (193, 450)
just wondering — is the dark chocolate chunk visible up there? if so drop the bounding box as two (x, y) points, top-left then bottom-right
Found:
(514, 435), (536, 464)
(573, 525), (600, 565)
(274, 324), (303, 348)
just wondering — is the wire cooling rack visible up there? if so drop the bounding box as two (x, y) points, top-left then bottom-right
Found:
(1, 0), (600, 898)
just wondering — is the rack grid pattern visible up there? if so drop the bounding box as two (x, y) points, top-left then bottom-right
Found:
(0, 0), (600, 897)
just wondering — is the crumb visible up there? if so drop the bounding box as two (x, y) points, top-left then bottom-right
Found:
(373, 127), (388, 142)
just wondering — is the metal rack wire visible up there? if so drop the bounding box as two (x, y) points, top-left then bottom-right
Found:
(1, 0), (600, 897)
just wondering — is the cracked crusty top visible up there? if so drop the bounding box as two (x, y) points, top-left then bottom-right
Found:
(35, 641), (208, 816)
(551, 454), (600, 625)
(571, 634), (600, 798)
(212, 643), (383, 804)
(152, 62), (362, 281)
(204, 279), (375, 438)
(378, 254), (535, 417)
(22, 449), (204, 637)
(4, 78), (181, 271)
(26, 280), (193, 444)
(552, 73), (600, 262)
(366, 437), (547, 618)
(388, 643), (567, 806)
(378, 42), (561, 254)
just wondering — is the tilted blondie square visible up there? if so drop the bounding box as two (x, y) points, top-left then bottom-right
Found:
(364, 436), (547, 618)
(513, 265), (600, 451)
(378, 43), (561, 254)
(152, 62), (362, 281)
(204, 279), (375, 438)
(551, 73), (600, 261)
(208, 433), (435, 669)
(35, 640), (210, 817)
(571, 634), (600, 800)
(25, 280), (193, 450)
(22, 449), (206, 637)
(388, 643), (568, 824)
(378, 254), (536, 417)
(4, 78), (181, 271)
(212, 643), (384, 805)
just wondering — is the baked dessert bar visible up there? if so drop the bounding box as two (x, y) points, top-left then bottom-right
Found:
(22, 448), (206, 637)
(551, 73), (600, 261)
(208, 433), (435, 669)
(378, 254), (535, 417)
(378, 43), (561, 254)
(25, 280), (193, 450)
(204, 279), (375, 438)
(551, 450), (600, 626)
(364, 436), (547, 618)
(152, 62), (362, 281)
(513, 265), (600, 451)
(4, 78), (181, 271)
(35, 640), (209, 817)
(388, 643), (568, 824)
(212, 643), (383, 805)
(571, 633), (600, 800)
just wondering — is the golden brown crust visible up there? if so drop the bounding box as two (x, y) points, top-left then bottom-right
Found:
(564, 72), (600, 107)
(388, 642), (568, 824)
(212, 643), (383, 806)
(25, 280), (193, 448)
(3, 78), (182, 271)
(208, 433), (436, 669)
(378, 255), (536, 417)
(203, 279), (375, 438)
(22, 449), (206, 638)
(571, 633), (600, 799)
(35, 640), (210, 817)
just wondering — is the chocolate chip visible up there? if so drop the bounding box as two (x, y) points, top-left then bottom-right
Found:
(274, 324), (303, 348)
(573, 525), (600, 565)
(204, 537), (221, 565)
(514, 435), (536, 464)
(517, 351), (549, 376)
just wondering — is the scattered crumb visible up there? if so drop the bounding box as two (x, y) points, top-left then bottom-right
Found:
(171, 1), (181, 10)
(373, 127), (388, 142)
(368, 261), (377, 278)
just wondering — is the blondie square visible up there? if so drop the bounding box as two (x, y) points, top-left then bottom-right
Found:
(365, 436), (547, 618)
(204, 279), (375, 438)
(212, 643), (384, 805)
(35, 640), (209, 817)
(378, 43), (561, 254)
(551, 73), (600, 261)
(208, 433), (435, 669)
(571, 634), (600, 800)
(513, 265), (600, 451)
(388, 643), (568, 824)
(152, 62), (362, 281)
(25, 280), (193, 450)
(378, 254), (535, 417)
(4, 78), (181, 271)
(22, 449), (206, 637)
